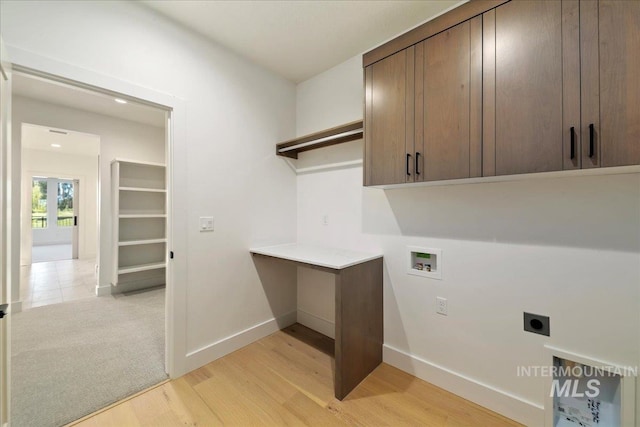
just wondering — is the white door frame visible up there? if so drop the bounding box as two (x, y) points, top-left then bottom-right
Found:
(72, 179), (79, 259)
(5, 46), (189, 379)
(0, 40), (13, 427)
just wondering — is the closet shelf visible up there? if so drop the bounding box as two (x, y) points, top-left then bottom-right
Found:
(276, 120), (363, 159)
(113, 158), (166, 168)
(118, 238), (166, 247)
(119, 186), (166, 193)
(117, 262), (166, 275)
(119, 214), (166, 219)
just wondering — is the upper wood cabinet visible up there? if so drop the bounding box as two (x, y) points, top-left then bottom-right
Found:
(365, 18), (482, 186)
(363, 0), (640, 186)
(482, 1), (576, 176)
(581, 0), (640, 168)
(416, 17), (483, 182)
(483, 0), (640, 176)
(364, 48), (413, 186)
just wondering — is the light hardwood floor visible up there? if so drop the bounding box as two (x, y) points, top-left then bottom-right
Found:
(73, 324), (522, 426)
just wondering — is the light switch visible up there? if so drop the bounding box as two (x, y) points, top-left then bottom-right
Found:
(199, 216), (214, 232)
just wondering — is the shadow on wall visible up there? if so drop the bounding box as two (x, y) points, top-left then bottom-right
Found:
(251, 254), (297, 326)
(382, 262), (411, 359)
(366, 173), (640, 253)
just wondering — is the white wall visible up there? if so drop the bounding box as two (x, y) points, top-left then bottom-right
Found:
(295, 56), (640, 425)
(1, 0), (297, 374)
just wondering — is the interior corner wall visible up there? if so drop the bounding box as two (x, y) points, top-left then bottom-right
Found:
(295, 55), (640, 425)
(2, 0), (297, 374)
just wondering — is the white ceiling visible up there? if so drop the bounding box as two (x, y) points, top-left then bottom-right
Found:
(142, 0), (462, 83)
(13, 73), (166, 128)
(22, 123), (100, 156)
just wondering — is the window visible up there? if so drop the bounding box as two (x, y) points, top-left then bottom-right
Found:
(31, 178), (47, 228)
(57, 181), (74, 227)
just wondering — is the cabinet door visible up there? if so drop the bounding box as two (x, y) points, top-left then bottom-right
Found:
(416, 17), (482, 182)
(483, 0), (579, 176)
(581, 0), (640, 168)
(364, 48), (414, 186)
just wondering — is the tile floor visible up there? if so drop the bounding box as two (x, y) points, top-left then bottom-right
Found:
(20, 258), (97, 310)
(31, 243), (73, 263)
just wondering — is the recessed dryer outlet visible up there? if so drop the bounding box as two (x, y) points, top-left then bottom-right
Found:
(524, 312), (550, 336)
(407, 246), (442, 280)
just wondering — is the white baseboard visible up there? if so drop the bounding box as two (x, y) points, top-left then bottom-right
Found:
(95, 284), (111, 296)
(184, 310), (297, 373)
(383, 344), (544, 426)
(297, 309), (335, 339)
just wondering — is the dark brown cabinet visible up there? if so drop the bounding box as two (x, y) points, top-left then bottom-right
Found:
(483, 0), (575, 176)
(581, 0), (640, 168)
(416, 17), (483, 181)
(484, 0), (640, 176)
(365, 18), (482, 185)
(363, 0), (640, 186)
(364, 48), (413, 186)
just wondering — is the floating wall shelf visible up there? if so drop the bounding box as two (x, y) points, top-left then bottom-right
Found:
(276, 120), (363, 159)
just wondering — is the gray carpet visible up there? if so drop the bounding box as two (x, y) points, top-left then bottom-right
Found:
(11, 287), (167, 427)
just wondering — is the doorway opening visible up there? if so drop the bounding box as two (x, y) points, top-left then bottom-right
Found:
(11, 70), (171, 426)
(19, 122), (99, 309)
(22, 122), (100, 265)
(30, 176), (78, 263)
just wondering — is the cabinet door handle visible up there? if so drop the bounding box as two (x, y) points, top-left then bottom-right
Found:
(589, 123), (595, 158)
(406, 153), (411, 176)
(415, 152), (421, 176)
(570, 127), (576, 160)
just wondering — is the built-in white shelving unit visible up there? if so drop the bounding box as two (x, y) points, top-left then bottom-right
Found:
(111, 159), (167, 290)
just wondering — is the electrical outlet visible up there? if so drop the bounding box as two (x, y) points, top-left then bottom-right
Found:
(322, 214), (329, 226)
(436, 297), (448, 315)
